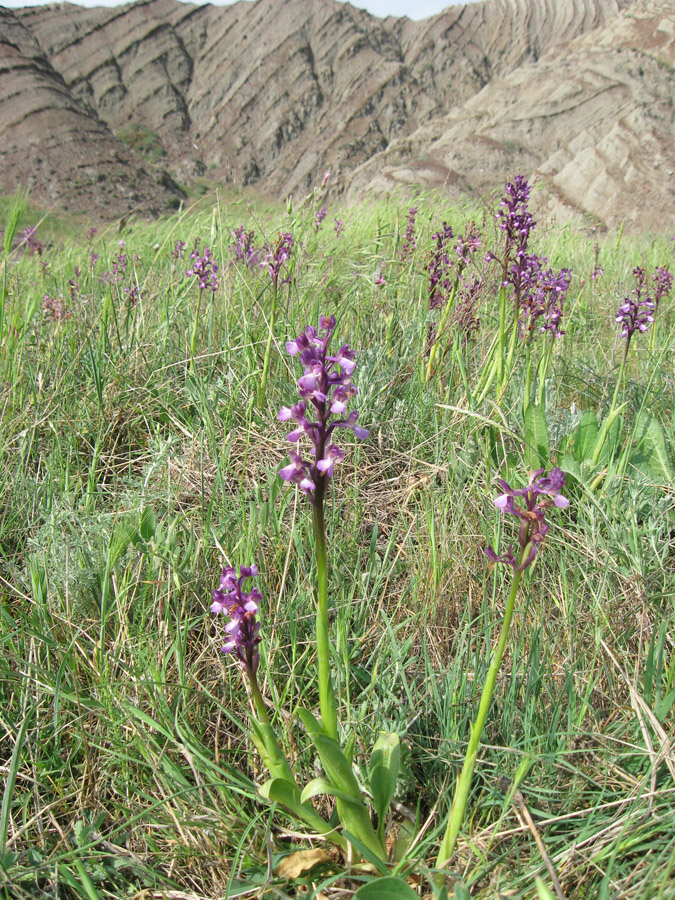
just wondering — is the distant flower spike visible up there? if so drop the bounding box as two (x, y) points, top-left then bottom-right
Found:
(187, 245), (219, 292)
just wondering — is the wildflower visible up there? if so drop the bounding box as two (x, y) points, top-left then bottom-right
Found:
(400, 207), (418, 260)
(454, 224), (481, 268)
(521, 263), (571, 339)
(23, 226), (43, 257)
(321, 171), (330, 189)
(124, 284), (141, 307)
(653, 266), (673, 311)
(230, 227), (261, 267)
(427, 222), (454, 309)
(68, 266), (81, 298)
(186, 245), (219, 292)
(497, 175), (535, 250)
(112, 250), (128, 279)
(173, 240), (187, 261)
(89, 250), (99, 269)
(591, 264), (604, 281)
(86, 226), (97, 244)
(279, 315), (368, 501)
(374, 270), (386, 286)
(43, 294), (68, 322)
(486, 468), (568, 570)
(615, 266), (655, 340)
(262, 232), (294, 286)
(453, 277), (481, 343)
(315, 206), (327, 230)
(211, 564), (262, 675)
(333, 218), (344, 237)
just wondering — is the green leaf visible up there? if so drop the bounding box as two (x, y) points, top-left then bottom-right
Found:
(535, 878), (557, 900)
(354, 875), (419, 899)
(298, 709), (361, 799)
(572, 410), (599, 463)
(298, 709), (385, 860)
(0, 711), (30, 852)
(592, 405), (625, 466)
(300, 777), (362, 806)
(523, 403), (549, 468)
(260, 779), (347, 852)
(139, 506), (156, 542)
(369, 732), (400, 827)
(631, 411), (674, 483)
(655, 688), (675, 723)
(560, 450), (582, 482)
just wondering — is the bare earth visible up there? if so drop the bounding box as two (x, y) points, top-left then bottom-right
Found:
(0, 0), (672, 229)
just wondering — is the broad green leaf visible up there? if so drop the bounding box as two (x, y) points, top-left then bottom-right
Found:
(572, 410), (598, 463)
(298, 710), (385, 860)
(298, 707), (324, 737)
(139, 506), (156, 542)
(592, 405), (625, 466)
(298, 709), (361, 799)
(560, 450), (582, 482)
(523, 403), (549, 468)
(354, 875), (419, 899)
(632, 410), (674, 483)
(260, 779), (347, 852)
(369, 732), (400, 826)
(300, 777), (362, 806)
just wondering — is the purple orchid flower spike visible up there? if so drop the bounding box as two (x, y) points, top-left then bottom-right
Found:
(279, 316), (369, 504)
(487, 468), (568, 571)
(211, 564), (262, 675)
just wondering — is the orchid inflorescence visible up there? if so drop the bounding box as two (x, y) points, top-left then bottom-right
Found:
(486, 467), (568, 571)
(211, 565), (262, 675)
(186, 245), (219, 292)
(278, 315), (368, 499)
(400, 207), (418, 259)
(614, 264), (673, 340)
(262, 232), (294, 285)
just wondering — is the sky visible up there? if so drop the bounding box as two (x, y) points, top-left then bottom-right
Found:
(0, 0), (468, 20)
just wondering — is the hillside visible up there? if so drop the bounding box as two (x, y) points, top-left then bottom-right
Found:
(2, 0), (670, 229)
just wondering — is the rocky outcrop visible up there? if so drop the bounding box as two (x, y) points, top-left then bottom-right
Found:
(0, 6), (184, 217)
(346, 0), (675, 231)
(3, 0), (670, 230)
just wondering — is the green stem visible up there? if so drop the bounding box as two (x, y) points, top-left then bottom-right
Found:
(189, 288), (203, 368)
(426, 279), (459, 381)
(591, 340), (629, 467)
(436, 544), (529, 874)
(312, 489), (338, 741)
(247, 664), (271, 726)
(523, 339), (532, 418)
(536, 339), (552, 409)
(258, 281), (278, 406)
(496, 284), (507, 389)
(503, 301), (520, 384)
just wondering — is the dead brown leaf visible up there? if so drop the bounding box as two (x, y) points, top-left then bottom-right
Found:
(275, 848), (332, 879)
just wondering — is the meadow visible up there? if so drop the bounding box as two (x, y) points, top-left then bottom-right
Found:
(0, 182), (674, 900)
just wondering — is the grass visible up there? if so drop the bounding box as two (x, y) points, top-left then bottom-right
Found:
(0, 186), (674, 899)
